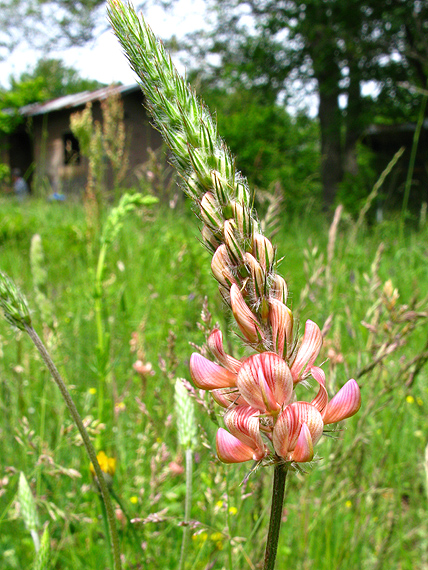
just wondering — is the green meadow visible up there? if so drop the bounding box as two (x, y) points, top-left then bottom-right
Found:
(0, 196), (427, 569)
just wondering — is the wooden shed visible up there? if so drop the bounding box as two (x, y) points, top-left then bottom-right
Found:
(2, 84), (163, 195)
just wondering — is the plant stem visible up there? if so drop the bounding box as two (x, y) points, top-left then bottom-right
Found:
(24, 324), (122, 570)
(95, 243), (107, 423)
(263, 462), (288, 570)
(179, 448), (193, 570)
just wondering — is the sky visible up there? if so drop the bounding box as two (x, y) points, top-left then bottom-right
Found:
(0, 0), (208, 88)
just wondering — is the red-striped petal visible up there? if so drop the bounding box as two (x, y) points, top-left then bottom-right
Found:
(216, 428), (256, 463)
(207, 328), (241, 373)
(223, 406), (266, 460)
(237, 352), (293, 412)
(274, 402), (323, 458)
(323, 379), (361, 424)
(190, 353), (237, 390)
(310, 366), (328, 414)
(290, 320), (322, 383)
(211, 388), (247, 408)
(290, 423), (314, 463)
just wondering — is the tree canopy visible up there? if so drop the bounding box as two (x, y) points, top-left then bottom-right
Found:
(0, 58), (105, 135)
(173, 0), (428, 206)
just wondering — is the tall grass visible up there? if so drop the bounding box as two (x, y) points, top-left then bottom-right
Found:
(0, 196), (427, 569)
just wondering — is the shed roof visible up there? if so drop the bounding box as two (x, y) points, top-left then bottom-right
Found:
(20, 84), (141, 117)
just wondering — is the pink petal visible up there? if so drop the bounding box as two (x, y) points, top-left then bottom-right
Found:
(190, 353), (237, 390)
(272, 406), (294, 458)
(269, 298), (293, 359)
(230, 284), (264, 344)
(237, 352), (293, 412)
(290, 320), (323, 383)
(323, 379), (361, 424)
(216, 428), (256, 463)
(207, 328), (241, 373)
(272, 402), (324, 459)
(310, 366), (328, 414)
(223, 406), (266, 459)
(211, 388), (247, 408)
(290, 423), (314, 463)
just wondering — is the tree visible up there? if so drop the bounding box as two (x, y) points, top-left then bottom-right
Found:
(0, 58), (105, 136)
(173, 0), (428, 207)
(0, 0), (106, 54)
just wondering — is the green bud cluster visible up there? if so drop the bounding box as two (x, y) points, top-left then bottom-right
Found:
(101, 192), (158, 247)
(0, 271), (32, 331)
(34, 525), (51, 570)
(174, 379), (197, 449)
(108, 1), (284, 338)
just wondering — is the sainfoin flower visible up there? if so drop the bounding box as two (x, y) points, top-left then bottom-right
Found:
(190, 322), (361, 464)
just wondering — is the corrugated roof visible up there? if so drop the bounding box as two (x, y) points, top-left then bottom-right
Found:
(20, 83), (141, 117)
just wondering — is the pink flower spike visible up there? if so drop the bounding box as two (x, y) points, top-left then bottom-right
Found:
(323, 379), (361, 425)
(216, 428), (256, 463)
(310, 366), (328, 414)
(290, 320), (323, 383)
(230, 284), (264, 344)
(207, 328), (241, 373)
(290, 423), (314, 463)
(190, 353), (237, 390)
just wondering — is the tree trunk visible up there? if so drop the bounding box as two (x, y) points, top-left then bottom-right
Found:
(343, 66), (363, 178)
(318, 84), (343, 208)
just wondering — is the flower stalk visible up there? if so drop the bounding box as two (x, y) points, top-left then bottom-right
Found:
(108, 3), (362, 568)
(0, 270), (122, 570)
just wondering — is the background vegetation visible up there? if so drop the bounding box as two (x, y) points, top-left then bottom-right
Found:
(0, 194), (427, 569)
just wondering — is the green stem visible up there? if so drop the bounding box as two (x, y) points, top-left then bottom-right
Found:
(401, 87), (428, 232)
(179, 448), (193, 570)
(95, 243), (107, 422)
(99, 494), (115, 570)
(263, 462), (288, 570)
(24, 324), (122, 570)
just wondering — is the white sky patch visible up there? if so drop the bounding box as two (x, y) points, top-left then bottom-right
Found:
(0, 0), (208, 88)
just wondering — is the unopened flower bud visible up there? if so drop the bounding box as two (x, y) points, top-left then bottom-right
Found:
(269, 298), (293, 359)
(211, 170), (229, 205)
(211, 244), (236, 288)
(230, 283), (264, 344)
(231, 201), (252, 240)
(200, 192), (222, 230)
(252, 234), (275, 272)
(201, 225), (222, 252)
(224, 220), (243, 265)
(271, 274), (288, 305)
(244, 252), (265, 300)
(0, 271), (32, 331)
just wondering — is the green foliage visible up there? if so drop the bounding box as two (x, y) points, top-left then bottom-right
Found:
(204, 90), (321, 212)
(0, 58), (105, 137)
(33, 525), (51, 570)
(336, 142), (378, 216)
(0, 197), (427, 569)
